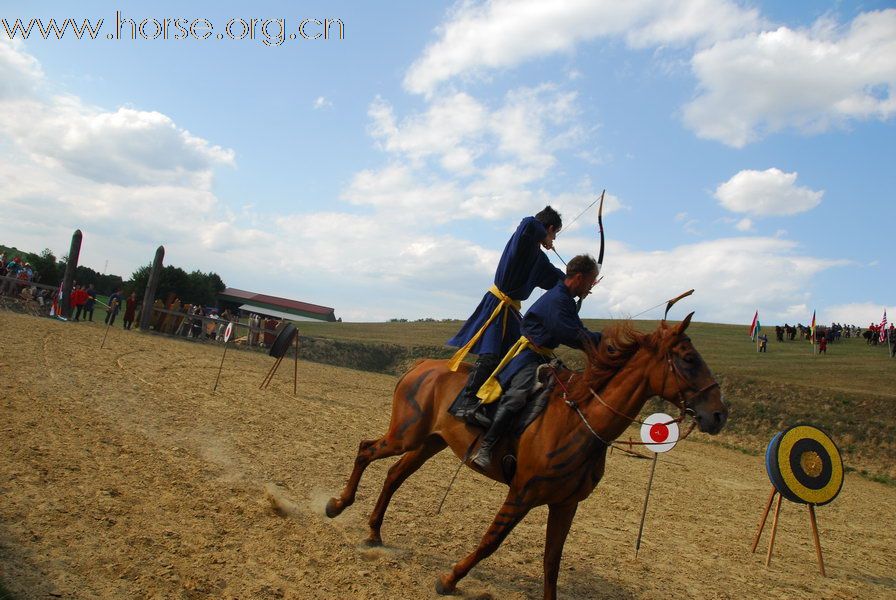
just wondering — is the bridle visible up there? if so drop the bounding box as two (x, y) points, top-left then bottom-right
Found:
(554, 338), (720, 449)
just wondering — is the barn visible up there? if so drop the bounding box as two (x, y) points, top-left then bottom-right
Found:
(218, 287), (338, 323)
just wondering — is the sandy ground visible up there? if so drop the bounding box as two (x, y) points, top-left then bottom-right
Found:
(1, 311), (894, 599)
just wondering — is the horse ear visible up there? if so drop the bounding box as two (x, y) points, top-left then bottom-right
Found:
(675, 312), (695, 335)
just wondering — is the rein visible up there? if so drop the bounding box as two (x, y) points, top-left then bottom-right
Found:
(551, 348), (719, 448)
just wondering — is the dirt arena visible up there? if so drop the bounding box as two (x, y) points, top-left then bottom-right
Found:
(1, 311), (894, 599)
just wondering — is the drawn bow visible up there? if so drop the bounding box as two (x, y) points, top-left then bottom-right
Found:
(568, 189), (605, 313)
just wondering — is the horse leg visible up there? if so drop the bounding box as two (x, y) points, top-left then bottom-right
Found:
(326, 437), (405, 518)
(436, 492), (531, 595)
(543, 502), (578, 600)
(366, 434), (447, 546)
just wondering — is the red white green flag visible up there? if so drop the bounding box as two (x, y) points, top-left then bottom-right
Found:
(749, 310), (758, 340)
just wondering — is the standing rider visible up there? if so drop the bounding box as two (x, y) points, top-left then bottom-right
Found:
(471, 254), (603, 470)
(447, 207), (565, 418)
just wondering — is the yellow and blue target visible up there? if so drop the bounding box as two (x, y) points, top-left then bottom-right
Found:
(765, 425), (843, 506)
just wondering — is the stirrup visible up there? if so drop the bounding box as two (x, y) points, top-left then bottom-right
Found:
(471, 447), (493, 470)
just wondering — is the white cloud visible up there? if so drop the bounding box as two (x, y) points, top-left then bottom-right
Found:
(735, 218), (753, 231)
(0, 98), (234, 187)
(404, 0), (761, 95)
(714, 168), (823, 216)
(313, 96), (332, 109)
(358, 85), (593, 223)
(0, 39), (43, 99)
(579, 236), (847, 324)
(684, 10), (896, 146)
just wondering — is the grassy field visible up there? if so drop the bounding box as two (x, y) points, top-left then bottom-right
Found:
(295, 318), (896, 483)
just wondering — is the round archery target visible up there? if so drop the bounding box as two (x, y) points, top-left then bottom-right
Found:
(224, 322), (233, 343)
(640, 413), (679, 453)
(765, 424), (843, 506)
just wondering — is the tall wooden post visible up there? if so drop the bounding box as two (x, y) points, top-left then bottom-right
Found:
(60, 229), (82, 319)
(139, 246), (165, 330)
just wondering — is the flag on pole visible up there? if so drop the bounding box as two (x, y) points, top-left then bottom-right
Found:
(810, 310), (816, 342)
(881, 309), (888, 343)
(749, 310), (759, 340)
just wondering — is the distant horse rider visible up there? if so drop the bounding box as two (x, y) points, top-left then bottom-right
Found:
(471, 254), (602, 470)
(447, 207), (566, 419)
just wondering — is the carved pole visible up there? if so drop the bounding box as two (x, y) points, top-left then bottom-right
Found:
(60, 229), (83, 319)
(139, 246), (165, 331)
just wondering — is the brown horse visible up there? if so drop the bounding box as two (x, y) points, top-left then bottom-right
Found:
(326, 313), (727, 599)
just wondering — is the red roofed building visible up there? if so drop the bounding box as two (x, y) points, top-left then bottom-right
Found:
(218, 288), (337, 322)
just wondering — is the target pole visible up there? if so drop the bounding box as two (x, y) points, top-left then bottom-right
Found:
(635, 452), (658, 557)
(213, 342), (229, 392)
(765, 493), (783, 567)
(807, 504), (826, 576)
(100, 320), (113, 349)
(293, 333), (299, 396)
(751, 487), (777, 554)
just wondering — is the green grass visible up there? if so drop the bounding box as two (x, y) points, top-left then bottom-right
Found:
(294, 318), (896, 483)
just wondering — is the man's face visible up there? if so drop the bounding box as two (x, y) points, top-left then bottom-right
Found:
(542, 225), (559, 250)
(572, 269), (598, 297)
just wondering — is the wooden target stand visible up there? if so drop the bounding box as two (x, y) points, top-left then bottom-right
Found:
(751, 425), (844, 576)
(634, 413), (679, 557)
(259, 323), (299, 395)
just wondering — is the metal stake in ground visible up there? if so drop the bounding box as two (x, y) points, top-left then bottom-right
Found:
(634, 412), (680, 556)
(95, 297), (114, 349)
(213, 322), (234, 392)
(635, 452), (658, 558)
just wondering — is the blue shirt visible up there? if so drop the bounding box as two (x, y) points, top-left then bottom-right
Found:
(498, 280), (603, 387)
(447, 217), (565, 356)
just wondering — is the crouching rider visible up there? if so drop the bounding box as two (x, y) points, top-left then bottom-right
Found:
(471, 254), (603, 470)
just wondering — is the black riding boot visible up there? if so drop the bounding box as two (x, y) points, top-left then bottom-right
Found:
(471, 404), (517, 470)
(457, 354), (498, 419)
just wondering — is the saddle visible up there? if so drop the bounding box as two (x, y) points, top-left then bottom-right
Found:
(448, 360), (563, 434)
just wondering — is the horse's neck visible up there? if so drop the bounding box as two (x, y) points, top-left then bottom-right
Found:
(584, 348), (657, 442)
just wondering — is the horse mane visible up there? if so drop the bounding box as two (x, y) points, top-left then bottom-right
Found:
(567, 320), (661, 399)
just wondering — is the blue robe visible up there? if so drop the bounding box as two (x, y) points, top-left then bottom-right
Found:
(447, 217), (564, 357)
(497, 280), (602, 388)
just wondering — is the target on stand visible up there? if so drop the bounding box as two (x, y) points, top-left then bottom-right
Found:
(752, 424), (843, 577)
(639, 413), (680, 453)
(224, 322), (233, 343)
(765, 424), (843, 506)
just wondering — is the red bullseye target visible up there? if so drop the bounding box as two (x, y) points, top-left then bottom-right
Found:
(649, 423), (669, 443)
(640, 413), (679, 453)
(224, 322), (233, 343)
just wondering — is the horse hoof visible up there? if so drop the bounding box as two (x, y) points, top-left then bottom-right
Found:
(325, 498), (342, 518)
(364, 537), (383, 547)
(435, 574), (456, 595)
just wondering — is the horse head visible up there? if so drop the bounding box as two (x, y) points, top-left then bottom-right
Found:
(649, 312), (728, 435)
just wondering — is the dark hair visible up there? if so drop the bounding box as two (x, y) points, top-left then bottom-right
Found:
(534, 206), (562, 231)
(566, 254), (597, 277)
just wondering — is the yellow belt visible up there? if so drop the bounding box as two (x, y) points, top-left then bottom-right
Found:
(447, 284), (521, 372)
(475, 336), (553, 404)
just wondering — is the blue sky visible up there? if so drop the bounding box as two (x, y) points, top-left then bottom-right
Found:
(1, 0), (893, 326)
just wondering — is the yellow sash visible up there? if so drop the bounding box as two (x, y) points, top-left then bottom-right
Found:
(447, 284), (521, 371)
(475, 336), (553, 404)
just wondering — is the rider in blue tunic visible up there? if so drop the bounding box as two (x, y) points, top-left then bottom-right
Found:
(471, 254), (602, 470)
(447, 207), (565, 415)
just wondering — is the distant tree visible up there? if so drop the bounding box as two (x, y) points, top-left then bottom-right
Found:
(126, 264), (225, 307)
(30, 248), (60, 285)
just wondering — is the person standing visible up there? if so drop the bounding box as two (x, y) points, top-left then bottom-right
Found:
(122, 291), (137, 330)
(447, 207), (566, 416)
(83, 284), (97, 322)
(105, 288), (122, 325)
